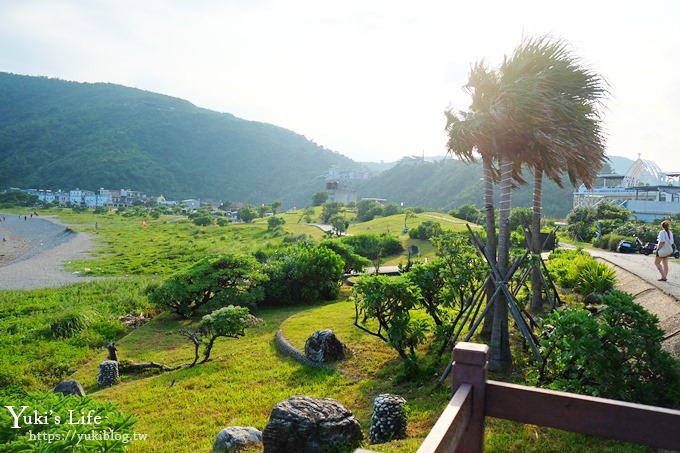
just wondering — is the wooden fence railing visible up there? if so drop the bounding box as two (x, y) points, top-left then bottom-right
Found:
(416, 342), (680, 452)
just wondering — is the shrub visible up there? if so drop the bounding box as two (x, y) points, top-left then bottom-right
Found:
(319, 239), (370, 274)
(47, 311), (93, 339)
(148, 254), (268, 317)
(192, 215), (213, 226)
(341, 233), (403, 260)
(575, 261), (616, 294)
(408, 220), (442, 240)
(545, 248), (592, 289)
(262, 243), (344, 305)
(352, 274), (426, 362)
(600, 233), (626, 251)
(533, 290), (680, 406)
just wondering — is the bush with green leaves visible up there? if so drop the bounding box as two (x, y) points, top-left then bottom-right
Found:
(448, 204), (481, 223)
(148, 254), (268, 317)
(320, 201), (344, 223)
(355, 199), (384, 222)
(545, 248), (593, 289)
(319, 239), (370, 274)
(533, 290), (680, 407)
(262, 242), (344, 305)
(47, 310), (94, 339)
(181, 305), (264, 366)
(575, 261), (617, 294)
(0, 390), (137, 451)
(341, 233), (403, 260)
(192, 215), (213, 226)
(408, 220), (442, 240)
(267, 216), (285, 231)
(352, 274), (427, 362)
(612, 221), (658, 243)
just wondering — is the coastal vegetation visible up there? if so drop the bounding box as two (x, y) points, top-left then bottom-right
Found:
(1, 205), (676, 451)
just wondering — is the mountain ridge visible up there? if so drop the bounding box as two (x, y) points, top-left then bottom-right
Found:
(1, 72), (629, 216)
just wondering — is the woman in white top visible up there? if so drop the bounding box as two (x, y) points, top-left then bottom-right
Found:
(654, 220), (674, 281)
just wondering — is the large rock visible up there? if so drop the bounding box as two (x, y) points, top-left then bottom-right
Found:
(304, 329), (347, 363)
(53, 379), (86, 397)
(369, 394), (407, 444)
(213, 426), (262, 452)
(262, 395), (362, 453)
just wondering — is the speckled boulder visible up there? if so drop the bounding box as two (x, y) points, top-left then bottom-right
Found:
(262, 395), (362, 453)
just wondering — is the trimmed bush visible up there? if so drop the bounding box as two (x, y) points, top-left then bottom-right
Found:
(533, 290), (680, 407)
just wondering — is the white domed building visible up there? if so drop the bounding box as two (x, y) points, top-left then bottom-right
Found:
(573, 157), (680, 222)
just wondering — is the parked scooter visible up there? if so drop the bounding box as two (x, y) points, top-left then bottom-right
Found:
(617, 236), (680, 258)
(638, 240), (658, 256)
(616, 236), (645, 254)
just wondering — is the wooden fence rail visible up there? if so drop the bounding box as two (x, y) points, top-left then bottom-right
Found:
(416, 342), (680, 452)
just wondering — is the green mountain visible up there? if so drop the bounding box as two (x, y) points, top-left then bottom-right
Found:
(356, 158), (577, 218)
(0, 72), (595, 217)
(0, 72), (359, 208)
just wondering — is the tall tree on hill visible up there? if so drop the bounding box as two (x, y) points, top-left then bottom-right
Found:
(496, 37), (608, 312)
(445, 36), (608, 371)
(445, 61), (501, 339)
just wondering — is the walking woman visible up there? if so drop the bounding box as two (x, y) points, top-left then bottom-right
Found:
(654, 220), (674, 281)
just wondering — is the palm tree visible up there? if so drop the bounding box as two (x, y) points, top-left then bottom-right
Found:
(446, 36), (608, 371)
(445, 61), (501, 339)
(496, 37), (608, 311)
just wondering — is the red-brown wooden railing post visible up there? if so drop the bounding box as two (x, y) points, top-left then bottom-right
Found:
(451, 342), (489, 453)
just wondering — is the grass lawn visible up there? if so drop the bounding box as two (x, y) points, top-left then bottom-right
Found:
(2, 208), (654, 452)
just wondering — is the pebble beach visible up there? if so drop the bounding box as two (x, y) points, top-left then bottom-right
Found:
(0, 213), (97, 289)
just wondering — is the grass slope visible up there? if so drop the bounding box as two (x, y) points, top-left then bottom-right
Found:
(1, 208), (651, 452)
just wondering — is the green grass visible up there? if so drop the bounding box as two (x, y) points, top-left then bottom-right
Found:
(0, 278), (156, 391)
(1, 208), (653, 452)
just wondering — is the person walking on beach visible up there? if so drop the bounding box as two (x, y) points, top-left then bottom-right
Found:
(654, 220), (674, 281)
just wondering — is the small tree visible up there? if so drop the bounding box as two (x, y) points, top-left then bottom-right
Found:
(312, 191), (329, 206)
(328, 214), (348, 236)
(237, 205), (257, 223)
(270, 200), (282, 215)
(319, 239), (370, 274)
(352, 274), (426, 362)
(262, 243), (344, 305)
(321, 201), (344, 223)
(267, 216), (285, 230)
(356, 199), (384, 222)
(181, 306), (264, 366)
(450, 204), (481, 223)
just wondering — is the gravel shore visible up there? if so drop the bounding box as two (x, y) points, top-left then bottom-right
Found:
(0, 213), (98, 289)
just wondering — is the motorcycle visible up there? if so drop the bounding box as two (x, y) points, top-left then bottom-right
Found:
(616, 236), (680, 258)
(643, 240), (680, 258)
(616, 236), (645, 254)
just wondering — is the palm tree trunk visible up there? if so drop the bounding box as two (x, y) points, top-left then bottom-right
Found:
(489, 156), (512, 372)
(530, 168), (544, 312)
(481, 156), (496, 339)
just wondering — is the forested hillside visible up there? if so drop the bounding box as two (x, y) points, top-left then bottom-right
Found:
(0, 72), (359, 208)
(1, 72), (597, 216)
(357, 159), (576, 218)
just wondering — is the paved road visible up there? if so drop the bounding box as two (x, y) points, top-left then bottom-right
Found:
(588, 248), (680, 358)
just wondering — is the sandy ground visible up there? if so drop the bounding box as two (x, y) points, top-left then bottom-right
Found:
(0, 213), (98, 290)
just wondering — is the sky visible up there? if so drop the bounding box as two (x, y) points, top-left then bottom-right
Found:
(1, 0), (679, 173)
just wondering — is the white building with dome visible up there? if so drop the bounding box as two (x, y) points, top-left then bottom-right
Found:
(573, 157), (680, 222)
